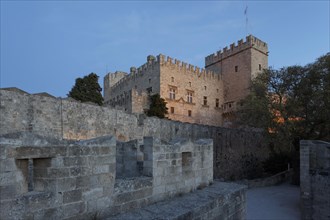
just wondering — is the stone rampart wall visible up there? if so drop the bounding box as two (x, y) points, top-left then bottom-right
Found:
(300, 140), (330, 220)
(0, 88), (269, 180)
(0, 133), (117, 219)
(0, 133), (216, 219)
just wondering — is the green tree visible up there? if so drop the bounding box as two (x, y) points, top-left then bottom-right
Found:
(147, 94), (168, 118)
(68, 73), (104, 106)
(238, 53), (330, 181)
(239, 53), (330, 145)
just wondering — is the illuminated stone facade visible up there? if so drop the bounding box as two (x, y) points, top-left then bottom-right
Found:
(104, 35), (268, 127)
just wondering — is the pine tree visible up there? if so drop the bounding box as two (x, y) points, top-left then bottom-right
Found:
(147, 94), (168, 118)
(68, 73), (104, 106)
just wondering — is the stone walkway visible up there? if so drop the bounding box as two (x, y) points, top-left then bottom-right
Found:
(246, 182), (301, 220)
(107, 181), (246, 220)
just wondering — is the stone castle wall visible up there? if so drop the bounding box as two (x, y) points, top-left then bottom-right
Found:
(103, 56), (161, 111)
(103, 35), (268, 127)
(0, 132), (219, 219)
(158, 54), (223, 126)
(0, 88), (269, 180)
(300, 140), (330, 220)
(104, 54), (224, 126)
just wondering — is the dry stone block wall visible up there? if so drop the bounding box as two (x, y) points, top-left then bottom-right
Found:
(0, 132), (222, 219)
(0, 133), (117, 219)
(300, 140), (330, 220)
(0, 88), (269, 180)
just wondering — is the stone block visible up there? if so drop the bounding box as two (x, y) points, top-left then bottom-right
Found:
(56, 177), (77, 192)
(92, 165), (109, 174)
(0, 199), (25, 220)
(47, 167), (70, 178)
(97, 196), (112, 210)
(15, 146), (66, 159)
(157, 160), (169, 168)
(67, 146), (91, 156)
(22, 191), (54, 211)
(63, 157), (87, 167)
(0, 184), (19, 199)
(0, 158), (17, 172)
(34, 177), (57, 192)
(153, 185), (166, 195)
(82, 188), (103, 201)
(33, 207), (64, 220)
(103, 185), (114, 196)
(62, 201), (85, 218)
(0, 171), (22, 185)
(76, 176), (90, 188)
(63, 189), (82, 204)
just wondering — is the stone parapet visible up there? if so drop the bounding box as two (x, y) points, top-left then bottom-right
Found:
(205, 35), (268, 67)
(108, 181), (247, 220)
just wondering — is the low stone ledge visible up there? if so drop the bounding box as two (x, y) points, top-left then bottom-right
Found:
(107, 181), (247, 220)
(236, 169), (293, 188)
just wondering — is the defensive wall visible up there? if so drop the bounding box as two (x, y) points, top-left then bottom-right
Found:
(0, 88), (269, 180)
(1, 131), (242, 219)
(300, 140), (330, 220)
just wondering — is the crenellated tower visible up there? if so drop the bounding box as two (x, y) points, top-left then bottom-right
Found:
(205, 35), (268, 125)
(104, 71), (128, 103)
(103, 35), (268, 127)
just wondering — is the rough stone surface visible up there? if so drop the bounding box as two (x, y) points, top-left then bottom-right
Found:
(0, 133), (223, 220)
(300, 140), (330, 220)
(0, 134), (116, 220)
(0, 88), (269, 180)
(108, 181), (247, 220)
(104, 35), (268, 128)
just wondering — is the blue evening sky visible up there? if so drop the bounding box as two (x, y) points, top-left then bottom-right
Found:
(1, 1), (329, 97)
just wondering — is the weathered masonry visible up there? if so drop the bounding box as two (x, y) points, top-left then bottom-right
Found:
(104, 35), (268, 127)
(0, 132), (246, 219)
(300, 140), (330, 220)
(0, 88), (269, 181)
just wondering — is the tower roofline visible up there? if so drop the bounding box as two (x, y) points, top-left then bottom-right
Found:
(205, 35), (268, 67)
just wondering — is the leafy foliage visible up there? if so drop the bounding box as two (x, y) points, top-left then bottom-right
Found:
(240, 153), (264, 180)
(262, 151), (291, 175)
(238, 53), (330, 183)
(239, 53), (330, 148)
(68, 73), (103, 106)
(147, 94), (168, 118)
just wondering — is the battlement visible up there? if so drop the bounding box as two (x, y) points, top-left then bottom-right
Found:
(106, 71), (128, 80)
(205, 35), (268, 67)
(159, 54), (221, 81)
(109, 54), (221, 92)
(109, 55), (160, 91)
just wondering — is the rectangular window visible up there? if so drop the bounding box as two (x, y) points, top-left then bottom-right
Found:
(182, 152), (192, 168)
(203, 96), (207, 106)
(216, 98), (219, 108)
(169, 88), (176, 100)
(147, 87), (152, 94)
(235, 66), (238, 72)
(170, 107), (174, 114)
(187, 91), (193, 103)
(188, 110), (192, 117)
(259, 64), (262, 71)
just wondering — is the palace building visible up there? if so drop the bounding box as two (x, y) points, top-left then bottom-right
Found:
(103, 35), (268, 127)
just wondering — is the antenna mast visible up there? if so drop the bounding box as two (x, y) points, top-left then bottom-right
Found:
(244, 1), (249, 35)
